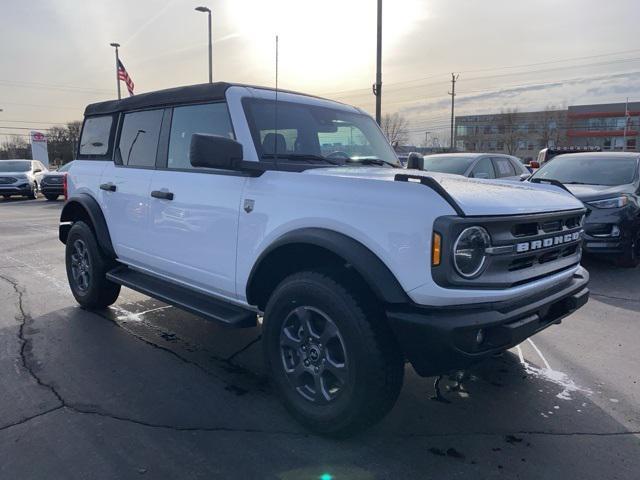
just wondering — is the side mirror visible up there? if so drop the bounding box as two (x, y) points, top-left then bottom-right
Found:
(519, 173), (531, 181)
(406, 152), (424, 170)
(34, 169), (42, 173)
(529, 161), (540, 169)
(190, 134), (243, 170)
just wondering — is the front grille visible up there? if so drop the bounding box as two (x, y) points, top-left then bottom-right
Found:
(0, 176), (17, 185)
(433, 209), (586, 289)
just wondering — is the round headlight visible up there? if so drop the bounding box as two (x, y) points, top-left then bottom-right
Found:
(453, 226), (490, 278)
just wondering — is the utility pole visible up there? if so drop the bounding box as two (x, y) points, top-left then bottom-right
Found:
(110, 43), (121, 100)
(373, 0), (382, 125)
(623, 97), (629, 151)
(448, 73), (459, 151)
(195, 6), (213, 83)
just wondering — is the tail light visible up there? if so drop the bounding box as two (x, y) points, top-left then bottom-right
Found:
(63, 173), (68, 200)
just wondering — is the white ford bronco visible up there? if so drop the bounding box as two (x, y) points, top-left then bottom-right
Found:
(60, 83), (589, 435)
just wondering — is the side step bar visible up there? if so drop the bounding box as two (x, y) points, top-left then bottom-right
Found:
(106, 266), (257, 328)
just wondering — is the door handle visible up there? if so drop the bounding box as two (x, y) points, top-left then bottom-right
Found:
(151, 190), (174, 201)
(100, 182), (117, 192)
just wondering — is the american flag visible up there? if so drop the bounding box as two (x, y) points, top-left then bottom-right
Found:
(117, 59), (135, 96)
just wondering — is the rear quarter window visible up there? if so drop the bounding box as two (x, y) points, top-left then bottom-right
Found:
(79, 115), (115, 159)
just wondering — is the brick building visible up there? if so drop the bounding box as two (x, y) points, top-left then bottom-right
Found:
(454, 101), (639, 161)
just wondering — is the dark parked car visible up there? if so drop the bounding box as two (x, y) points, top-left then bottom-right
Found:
(420, 153), (530, 181)
(529, 152), (640, 267)
(40, 161), (74, 201)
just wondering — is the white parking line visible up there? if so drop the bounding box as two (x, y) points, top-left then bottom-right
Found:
(527, 338), (552, 370)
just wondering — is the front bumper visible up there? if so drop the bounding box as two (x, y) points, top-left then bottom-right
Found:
(0, 184), (32, 195)
(40, 185), (64, 195)
(387, 267), (589, 377)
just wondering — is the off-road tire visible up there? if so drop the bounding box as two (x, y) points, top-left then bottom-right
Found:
(263, 271), (404, 437)
(65, 221), (121, 308)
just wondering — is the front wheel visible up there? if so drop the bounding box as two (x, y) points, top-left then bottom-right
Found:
(263, 271), (404, 436)
(65, 221), (121, 308)
(27, 182), (38, 199)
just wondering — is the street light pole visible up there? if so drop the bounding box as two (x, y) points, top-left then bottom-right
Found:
(374, 0), (382, 125)
(110, 42), (121, 100)
(195, 6), (213, 83)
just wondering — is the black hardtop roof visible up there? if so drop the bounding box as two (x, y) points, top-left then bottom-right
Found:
(84, 82), (326, 116)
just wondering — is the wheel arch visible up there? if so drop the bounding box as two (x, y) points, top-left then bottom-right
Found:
(59, 194), (116, 258)
(246, 228), (409, 310)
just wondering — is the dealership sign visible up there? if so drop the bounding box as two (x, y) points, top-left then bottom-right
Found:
(30, 131), (50, 167)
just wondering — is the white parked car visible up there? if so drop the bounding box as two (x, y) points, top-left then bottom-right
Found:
(0, 159), (48, 199)
(59, 82), (589, 436)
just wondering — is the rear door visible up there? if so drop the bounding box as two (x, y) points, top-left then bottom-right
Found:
(469, 156), (496, 179)
(100, 109), (163, 266)
(146, 102), (246, 299)
(491, 156), (519, 181)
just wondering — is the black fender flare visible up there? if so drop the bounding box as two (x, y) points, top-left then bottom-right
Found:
(246, 228), (409, 305)
(59, 193), (116, 258)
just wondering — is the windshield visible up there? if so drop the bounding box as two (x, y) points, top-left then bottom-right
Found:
(422, 155), (476, 175)
(56, 162), (74, 172)
(531, 155), (638, 186)
(243, 98), (400, 167)
(0, 160), (31, 172)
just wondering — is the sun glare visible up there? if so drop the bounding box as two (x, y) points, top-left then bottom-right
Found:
(228, 0), (426, 90)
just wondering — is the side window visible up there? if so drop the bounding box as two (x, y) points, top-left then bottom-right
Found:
(509, 157), (525, 173)
(79, 116), (113, 157)
(118, 110), (163, 167)
(492, 157), (516, 177)
(167, 103), (235, 170)
(470, 157), (495, 179)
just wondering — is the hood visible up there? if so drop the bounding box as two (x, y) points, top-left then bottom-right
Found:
(0, 170), (29, 177)
(304, 167), (585, 216)
(565, 183), (634, 202)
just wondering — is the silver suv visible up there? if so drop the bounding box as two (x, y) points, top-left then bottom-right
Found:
(0, 159), (48, 199)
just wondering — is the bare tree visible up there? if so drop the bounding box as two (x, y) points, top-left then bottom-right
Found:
(499, 108), (521, 155)
(0, 135), (31, 160)
(381, 113), (408, 145)
(538, 106), (562, 149)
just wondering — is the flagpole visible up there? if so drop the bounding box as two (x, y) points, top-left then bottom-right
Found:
(623, 97), (629, 151)
(110, 42), (121, 100)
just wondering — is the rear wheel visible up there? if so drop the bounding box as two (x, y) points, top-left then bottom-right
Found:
(44, 193), (59, 201)
(65, 221), (121, 308)
(263, 271), (404, 436)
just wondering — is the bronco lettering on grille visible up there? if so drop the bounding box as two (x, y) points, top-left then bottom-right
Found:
(516, 231), (581, 253)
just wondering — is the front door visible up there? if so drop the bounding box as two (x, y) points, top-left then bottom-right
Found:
(100, 109), (163, 267)
(146, 102), (245, 299)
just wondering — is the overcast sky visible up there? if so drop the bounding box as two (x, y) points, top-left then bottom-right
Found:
(1, 0), (639, 145)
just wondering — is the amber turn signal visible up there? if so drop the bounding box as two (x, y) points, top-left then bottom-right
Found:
(432, 232), (442, 266)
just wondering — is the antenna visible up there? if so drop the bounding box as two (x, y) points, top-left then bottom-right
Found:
(274, 34), (279, 169)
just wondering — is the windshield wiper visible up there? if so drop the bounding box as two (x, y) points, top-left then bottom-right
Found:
(261, 153), (341, 166)
(561, 181), (592, 185)
(345, 158), (400, 168)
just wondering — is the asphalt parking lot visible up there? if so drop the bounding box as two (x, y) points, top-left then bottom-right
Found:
(0, 196), (639, 479)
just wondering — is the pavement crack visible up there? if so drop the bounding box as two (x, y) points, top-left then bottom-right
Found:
(0, 273), (65, 408)
(0, 405), (64, 432)
(226, 335), (262, 362)
(591, 291), (640, 304)
(64, 405), (304, 436)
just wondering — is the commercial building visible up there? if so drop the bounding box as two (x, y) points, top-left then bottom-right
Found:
(455, 101), (638, 161)
(566, 102), (639, 151)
